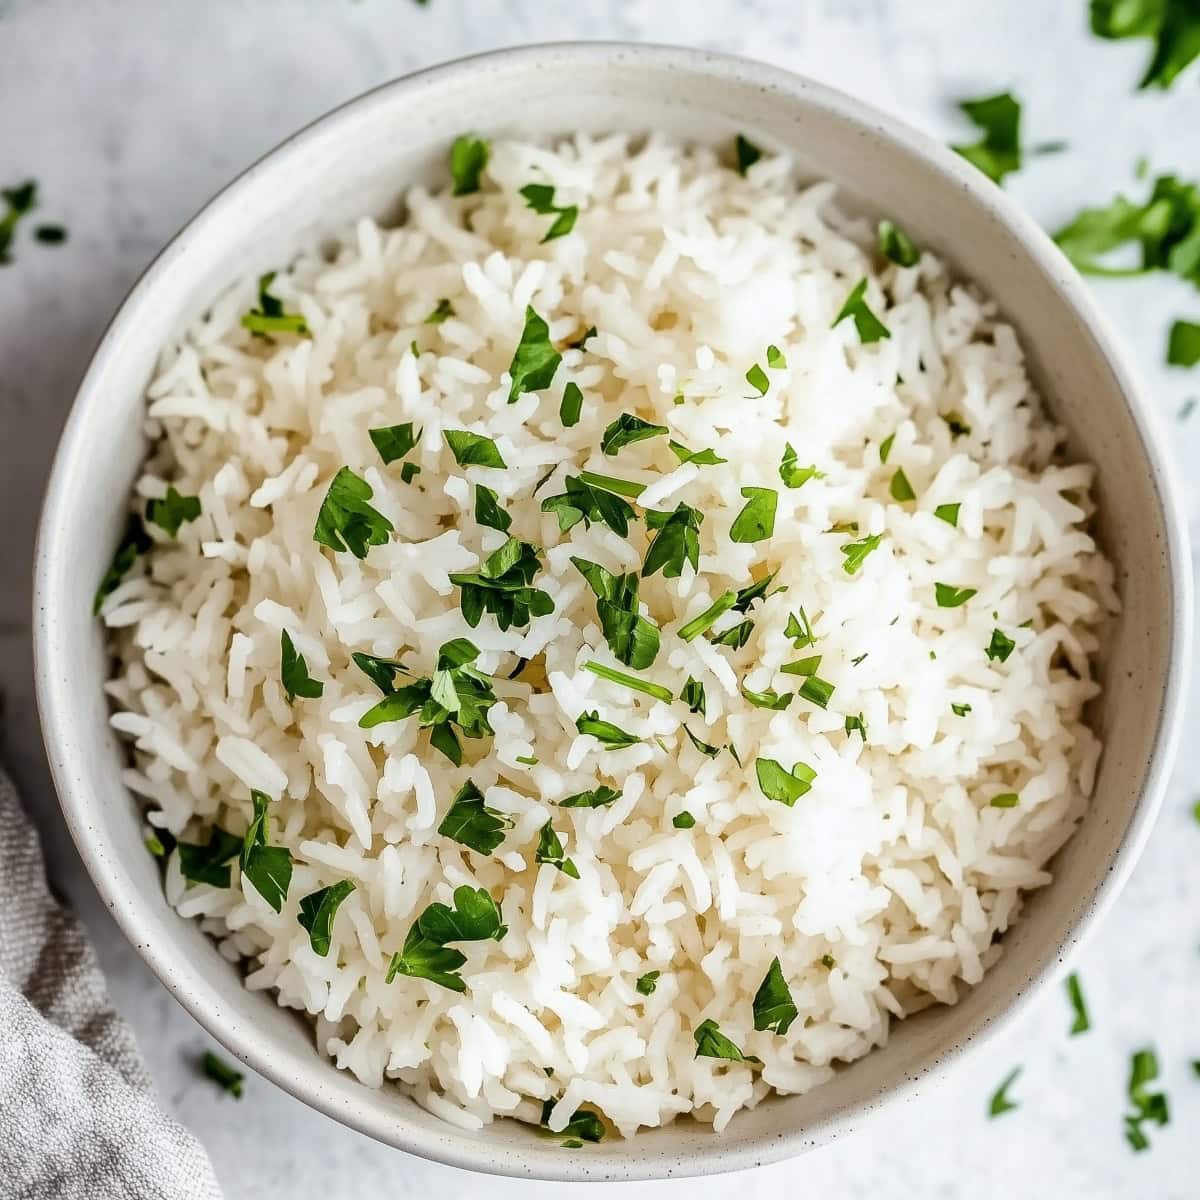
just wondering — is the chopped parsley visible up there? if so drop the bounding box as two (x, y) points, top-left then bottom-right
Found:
(742, 685), (793, 711)
(559, 785), (621, 808)
(0, 180), (37, 264)
(177, 826), (241, 889)
(820, 953), (836, 970)
(202, 1051), (245, 1099)
(1066, 971), (1090, 1035)
(584, 659), (672, 702)
(785, 607), (815, 649)
(730, 487), (777, 543)
(565, 324), (596, 350)
(781, 654), (821, 676)
(711, 619), (754, 649)
(668, 439), (727, 466)
(145, 486), (201, 537)
(444, 428), (506, 468)
(952, 92), (1023, 185)
(934, 582), (978, 608)
(93, 514), (152, 614)
(449, 538), (554, 631)
(543, 475), (637, 537)
(642, 502), (703, 579)
(535, 821), (579, 878)
(575, 710), (639, 749)
(755, 757), (816, 805)
(387, 885), (506, 992)
(507, 306), (561, 402)
(1091, 0), (1200, 90)
(424, 298), (455, 324)
(832, 277), (891, 343)
(539, 1099), (605, 1145)
(678, 592), (737, 642)
(889, 468), (916, 502)
(450, 135), (489, 196)
(401, 462), (421, 484)
(519, 183), (578, 242)
(241, 271), (309, 337)
(879, 433), (895, 463)
(682, 676), (707, 715)
(752, 957), (798, 1035)
(735, 134), (763, 176)
(693, 1018), (759, 1063)
(572, 558), (660, 668)
(990, 792), (1020, 808)
(145, 829), (174, 859)
(766, 344), (787, 369)
(635, 970), (660, 995)
(297, 880), (355, 957)
(672, 811), (697, 829)
(779, 443), (822, 488)
(280, 630), (324, 701)
(877, 219), (920, 267)
(986, 628), (1017, 663)
(240, 790), (292, 913)
(578, 469), (646, 499)
(369, 422), (421, 465)
(351, 651), (407, 694)
(745, 363), (770, 396)
(473, 484), (511, 533)
(1168, 319), (1200, 366)
(601, 412), (668, 455)
(1124, 1047), (1169, 1150)
(951, 701), (972, 717)
(840, 532), (884, 575)
(988, 1066), (1022, 1117)
(515, 754), (539, 766)
(560, 381), (584, 427)
(313, 467), (394, 558)
(934, 502), (961, 527)
(436, 780), (513, 856)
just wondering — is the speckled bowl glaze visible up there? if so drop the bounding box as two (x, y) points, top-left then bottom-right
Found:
(34, 43), (1191, 1181)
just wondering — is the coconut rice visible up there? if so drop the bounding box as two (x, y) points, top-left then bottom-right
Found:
(98, 132), (1116, 1138)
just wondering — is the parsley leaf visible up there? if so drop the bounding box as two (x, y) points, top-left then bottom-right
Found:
(986, 628), (1017, 663)
(1065, 971), (1090, 1035)
(535, 821), (580, 878)
(693, 1018), (759, 1063)
(297, 880), (355, 957)
(145, 486), (201, 537)
(741, 685), (793, 711)
(575, 710), (639, 749)
(474, 483), (512, 533)
(990, 792), (1019, 808)
(735, 133), (764, 176)
(369, 422), (422, 465)
(878, 219), (921, 267)
(951, 701), (972, 716)
(202, 1051), (244, 1099)
(642, 502), (703, 579)
(635, 970), (660, 995)
(988, 1066), (1022, 1117)
(1124, 1048), (1169, 1150)
(732, 575), (777, 613)
(678, 592), (737, 642)
(952, 92), (1023, 185)
(672, 811), (697, 828)
(779, 443), (822, 488)
(601, 412), (669, 455)
(1168, 319), (1200, 366)
(1091, 0), (1200, 89)
(711, 619), (754, 649)
(177, 826), (242, 889)
(571, 557), (660, 668)
(745, 363), (770, 395)
(578, 469), (646, 499)
(730, 487), (777, 543)
(313, 467), (394, 558)
(436, 780), (513, 855)
(668, 440), (727, 466)
(241, 271), (309, 337)
(785, 608), (815, 649)
(682, 677), (707, 715)
(239, 790), (292, 913)
(559, 785), (621, 808)
(444, 429), (506, 468)
(280, 630), (324, 701)
(424, 298), (455, 324)
(840, 532), (884, 575)
(934, 502), (961, 526)
(934, 582), (978, 608)
(352, 651), (406, 694)
(401, 462), (421, 484)
(507, 306), (561, 402)
(450, 539), (554, 631)
(543, 476), (636, 537)
(682, 726), (721, 758)
(93, 514), (152, 614)
(889, 468), (916, 502)
(387, 885), (506, 992)
(0, 179), (37, 264)
(519, 183), (578, 242)
(539, 1099), (605, 1145)
(752, 957), (798, 1035)
(584, 660), (672, 702)
(560, 381), (584, 426)
(755, 757), (816, 806)
(781, 655), (821, 676)
(833, 277), (891, 343)
(450, 135), (489, 196)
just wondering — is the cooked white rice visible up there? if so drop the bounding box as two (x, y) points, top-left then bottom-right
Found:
(101, 133), (1115, 1138)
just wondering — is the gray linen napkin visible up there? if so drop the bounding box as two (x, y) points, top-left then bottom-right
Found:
(0, 765), (223, 1200)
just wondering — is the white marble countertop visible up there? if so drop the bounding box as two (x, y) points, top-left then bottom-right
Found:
(2, 0), (1199, 1196)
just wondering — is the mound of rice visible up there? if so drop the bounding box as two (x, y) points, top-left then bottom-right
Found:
(99, 133), (1115, 1137)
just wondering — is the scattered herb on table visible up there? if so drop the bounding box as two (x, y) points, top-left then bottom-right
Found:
(1090, 0), (1200, 90)
(952, 92), (1024, 185)
(1124, 1047), (1170, 1150)
(202, 1050), (244, 1099)
(1066, 971), (1091, 1035)
(1168, 319), (1200, 366)
(0, 180), (39, 264)
(988, 1066), (1022, 1117)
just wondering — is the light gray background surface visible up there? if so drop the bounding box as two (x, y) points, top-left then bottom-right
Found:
(2, 1), (1199, 1196)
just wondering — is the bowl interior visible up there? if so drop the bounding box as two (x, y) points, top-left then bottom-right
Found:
(35, 45), (1187, 1181)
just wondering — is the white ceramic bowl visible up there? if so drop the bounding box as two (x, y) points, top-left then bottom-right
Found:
(34, 43), (1191, 1181)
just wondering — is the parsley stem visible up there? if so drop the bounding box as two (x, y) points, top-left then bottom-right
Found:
(677, 591), (737, 642)
(578, 470), (646, 499)
(583, 660), (673, 702)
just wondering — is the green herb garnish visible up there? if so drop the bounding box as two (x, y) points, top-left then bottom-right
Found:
(880, 433), (895, 463)
(436, 780), (513, 855)
(0, 179), (37, 264)
(668, 440), (727, 466)
(735, 134), (763, 176)
(844, 712), (868, 739)
(145, 486), (201, 537)
(560, 381), (584, 426)
(745, 363), (770, 396)
(832, 278), (890, 343)
(752, 957), (798, 1035)
(539, 1099), (605, 1145)
(889, 468), (916, 502)
(572, 558), (660, 668)
(369, 422), (421, 465)
(681, 676), (707, 715)
(988, 1066), (1022, 1117)
(280, 630), (324, 701)
(693, 1018), (759, 1063)
(678, 592), (737, 643)
(450, 538), (553, 631)
(990, 792), (1019, 808)
(37, 224), (66, 244)
(543, 475), (637, 537)
(507, 305), (561, 402)
(671, 812), (697, 832)
(730, 487), (777, 543)
(934, 582), (977, 608)
(986, 628), (1016, 663)
(535, 821), (580, 878)
(780, 654), (821, 676)
(741, 685), (793, 711)
(779, 443), (822, 488)
(934, 502), (961, 527)
(1168, 319), (1200, 366)
(951, 701), (972, 716)
(474, 484), (512, 533)
(577, 469), (646, 498)
(565, 325), (596, 350)
(241, 271), (309, 337)
(785, 608), (815, 649)
(1124, 1047), (1169, 1150)
(298, 880), (355, 957)
(601, 412), (669, 455)
(313, 467), (393, 558)
(444, 429), (506, 468)
(202, 1051), (245, 1099)
(401, 462), (421, 484)
(239, 790), (292, 913)
(635, 970), (660, 995)
(424, 298), (455, 324)
(559, 785), (621, 808)
(642, 502), (703, 579)
(1066, 972), (1090, 1035)
(575, 710), (639, 749)
(878, 219), (920, 266)
(1091, 0), (1200, 90)
(177, 826), (241, 889)
(450, 135), (489, 196)
(352, 651), (406, 694)
(93, 514), (152, 614)
(519, 183), (578, 242)
(387, 885), (506, 992)
(584, 660), (672, 702)
(952, 92), (1023, 185)
(755, 757), (816, 805)
(683, 726), (721, 758)
(711, 619), (754, 649)
(840, 532), (884, 575)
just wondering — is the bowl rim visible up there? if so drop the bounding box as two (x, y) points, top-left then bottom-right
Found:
(33, 40), (1193, 1182)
